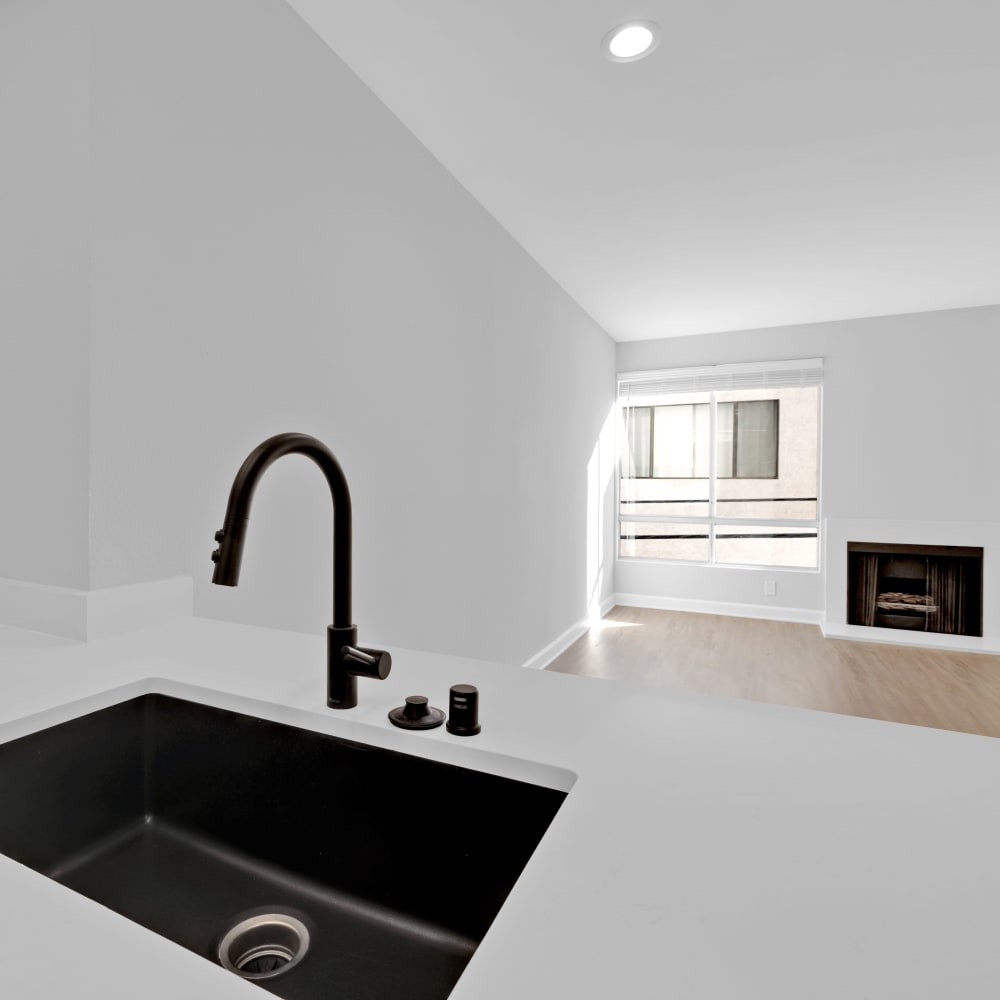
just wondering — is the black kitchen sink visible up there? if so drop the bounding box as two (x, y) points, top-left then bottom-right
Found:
(0, 694), (567, 1000)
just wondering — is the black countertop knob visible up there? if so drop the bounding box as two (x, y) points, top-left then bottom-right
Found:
(388, 695), (444, 730)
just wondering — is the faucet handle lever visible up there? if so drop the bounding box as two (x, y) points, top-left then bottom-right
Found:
(342, 645), (376, 667)
(327, 626), (391, 708)
(340, 644), (392, 680)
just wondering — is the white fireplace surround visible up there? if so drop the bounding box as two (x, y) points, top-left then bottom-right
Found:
(823, 518), (1000, 654)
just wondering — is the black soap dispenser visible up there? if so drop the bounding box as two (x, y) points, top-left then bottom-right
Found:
(446, 684), (481, 736)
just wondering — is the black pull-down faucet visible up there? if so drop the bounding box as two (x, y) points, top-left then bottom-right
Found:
(211, 432), (391, 709)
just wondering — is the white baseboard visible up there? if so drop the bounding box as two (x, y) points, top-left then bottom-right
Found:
(820, 621), (1000, 655)
(596, 593), (616, 619)
(613, 592), (824, 626)
(522, 595), (616, 671)
(0, 577), (194, 641)
(521, 621), (588, 671)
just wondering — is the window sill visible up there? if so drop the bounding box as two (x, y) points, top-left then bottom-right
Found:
(615, 556), (822, 574)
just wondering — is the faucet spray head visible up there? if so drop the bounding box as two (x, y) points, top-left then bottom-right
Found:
(211, 521), (248, 587)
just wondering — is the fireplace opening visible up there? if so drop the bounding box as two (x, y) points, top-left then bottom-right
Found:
(847, 542), (983, 637)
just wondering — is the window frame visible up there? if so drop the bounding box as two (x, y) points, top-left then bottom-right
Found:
(616, 384), (822, 573)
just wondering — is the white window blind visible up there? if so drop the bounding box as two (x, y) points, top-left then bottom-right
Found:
(618, 357), (824, 402)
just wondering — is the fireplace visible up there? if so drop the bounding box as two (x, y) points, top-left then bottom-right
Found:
(847, 542), (983, 637)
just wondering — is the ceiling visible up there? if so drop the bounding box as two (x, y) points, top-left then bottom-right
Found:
(285, 0), (1000, 341)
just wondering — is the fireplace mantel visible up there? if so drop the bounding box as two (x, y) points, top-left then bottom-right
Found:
(823, 518), (1000, 653)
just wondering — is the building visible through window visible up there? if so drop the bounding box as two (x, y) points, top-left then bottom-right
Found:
(618, 360), (822, 569)
(625, 399), (778, 480)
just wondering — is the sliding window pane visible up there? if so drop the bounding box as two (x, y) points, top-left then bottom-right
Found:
(714, 525), (819, 568)
(619, 477), (709, 519)
(622, 407), (651, 478)
(692, 403), (711, 477)
(715, 387), (819, 520)
(716, 399), (778, 478)
(715, 497), (818, 520)
(643, 397), (712, 479)
(619, 523), (711, 562)
(734, 400), (778, 478)
(652, 405), (695, 477)
(716, 402), (734, 478)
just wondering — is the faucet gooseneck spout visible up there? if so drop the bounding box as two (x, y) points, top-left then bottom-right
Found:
(211, 432), (391, 709)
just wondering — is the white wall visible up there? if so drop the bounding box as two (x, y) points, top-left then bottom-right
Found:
(0, 0), (91, 589)
(81, 0), (614, 664)
(17, 1), (993, 655)
(615, 305), (1000, 615)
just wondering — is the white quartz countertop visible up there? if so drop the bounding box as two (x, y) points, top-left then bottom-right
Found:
(1, 617), (999, 999)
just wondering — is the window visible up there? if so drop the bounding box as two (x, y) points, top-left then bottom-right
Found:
(625, 400), (778, 479)
(618, 359), (822, 569)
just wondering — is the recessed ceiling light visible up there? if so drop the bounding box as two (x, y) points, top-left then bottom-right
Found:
(602, 20), (662, 63)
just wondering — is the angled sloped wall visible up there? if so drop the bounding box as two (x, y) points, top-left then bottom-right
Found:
(84, 0), (615, 663)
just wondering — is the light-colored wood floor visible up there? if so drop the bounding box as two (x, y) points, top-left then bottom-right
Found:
(547, 606), (1000, 737)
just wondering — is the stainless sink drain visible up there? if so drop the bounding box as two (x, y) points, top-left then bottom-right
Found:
(218, 913), (310, 981)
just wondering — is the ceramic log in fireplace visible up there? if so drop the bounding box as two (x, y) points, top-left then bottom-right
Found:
(847, 542), (983, 637)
